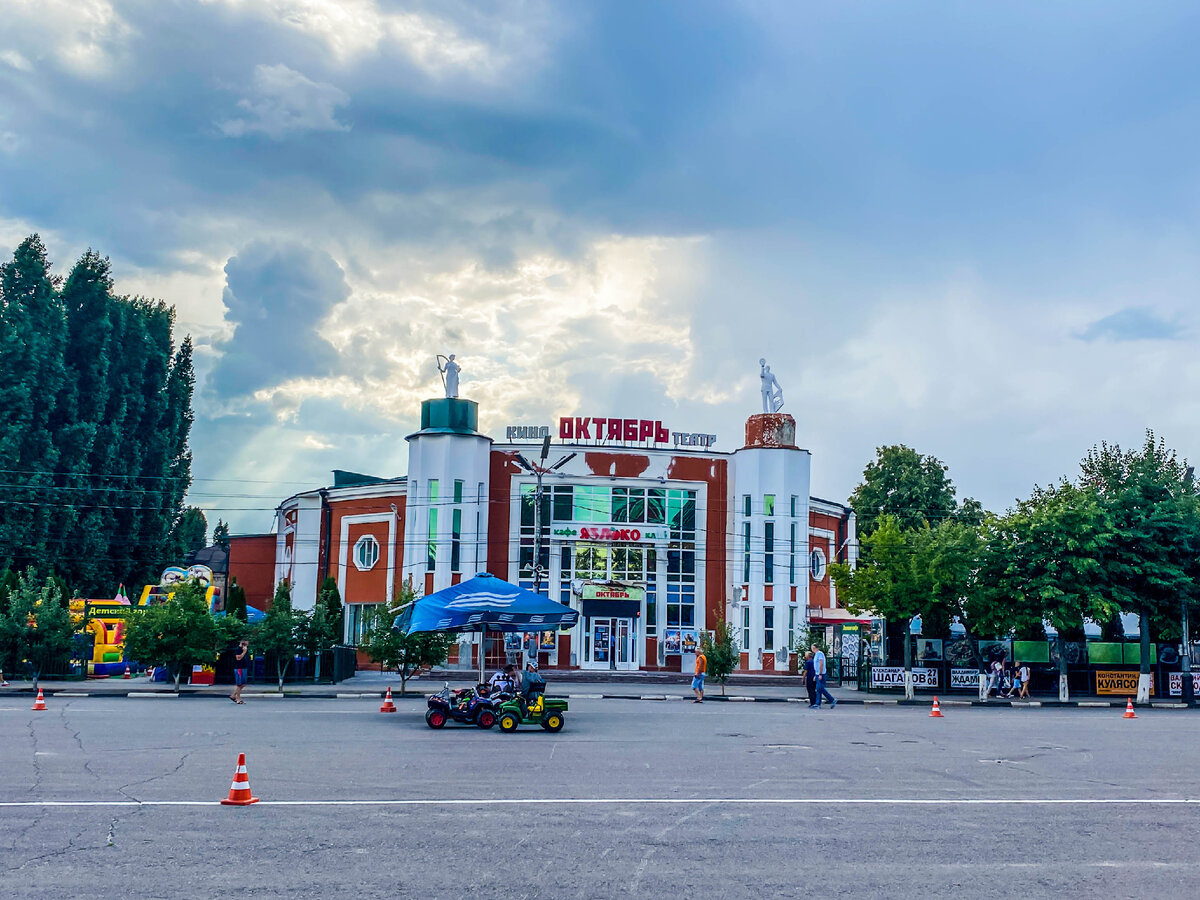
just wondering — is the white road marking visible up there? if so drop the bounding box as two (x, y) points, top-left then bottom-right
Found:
(2, 797), (1199, 808)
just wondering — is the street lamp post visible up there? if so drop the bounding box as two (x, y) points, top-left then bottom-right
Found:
(515, 437), (576, 598)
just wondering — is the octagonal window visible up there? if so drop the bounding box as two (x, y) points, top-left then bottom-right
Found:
(354, 535), (381, 572)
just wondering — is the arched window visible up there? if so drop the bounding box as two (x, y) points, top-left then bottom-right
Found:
(809, 547), (827, 582)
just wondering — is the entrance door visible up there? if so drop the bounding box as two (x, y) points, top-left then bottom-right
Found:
(583, 617), (637, 670)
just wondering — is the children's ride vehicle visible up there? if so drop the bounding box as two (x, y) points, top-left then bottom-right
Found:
(496, 679), (567, 733)
(425, 684), (503, 729)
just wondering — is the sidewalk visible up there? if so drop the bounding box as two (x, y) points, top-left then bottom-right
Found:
(0, 673), (1192, 708)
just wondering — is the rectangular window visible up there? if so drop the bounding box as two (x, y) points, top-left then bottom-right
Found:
(764, 494), (775, 517)
(791, 495), (798, 518)
(628, 488), (646, 524)
(346, 603), (380, 646)
(647, 489), (666, 524)
(788, 606), (796, 651)
(552, 485), (573, 522)
(742, 606), (750, 650)
(764, 607), (775, 651)
(453, 480), (463, 504)
(743, 494), (751, 518)
(612, 487), (628, 523)
(451, 509), (461, 572)
(426, 480), (438, 571)
(743, 522), (751, 584)
(790, 523), (797, 585)
(764, 521), (774, 584)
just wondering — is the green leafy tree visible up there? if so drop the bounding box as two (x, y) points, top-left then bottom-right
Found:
(361, 584), (454, 694)
(212, 520), (231, 551)
(171, 506), (208, 560)
(986, 483), (1116, 700)
(1076, 433), (1200, 700)
(257, 581), (302, 690)
(849, 445), (960, 538)
(318, 576), (344, 644)
(700, 618), (739, 696)
(0, 236), (66, 571)
(225, 577), (248, 622)
(0, 238), (196, 594)
(1, 570), (75, 686)
(120, 582), (217, 691)
(831, 515), (933, 699)
(296, 604), (336, 682)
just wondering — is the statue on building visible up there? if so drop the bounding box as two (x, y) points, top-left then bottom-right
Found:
(759, 358), (783, 413)
(437, 354), (461, 399)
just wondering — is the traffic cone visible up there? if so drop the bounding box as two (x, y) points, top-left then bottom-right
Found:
(1123, 698), (1137, 719)
(31, 688), (46, 711)
(380, 687), (397, 713)
(122, 665), (132, 679)
(929, 696), (944, 718)
(220, 753), (259, 805)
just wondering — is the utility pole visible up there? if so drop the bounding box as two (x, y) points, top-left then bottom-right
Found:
(515, 436), (576, 597)
(1183, 598), (1194, 706)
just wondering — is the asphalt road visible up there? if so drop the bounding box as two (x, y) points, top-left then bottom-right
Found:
(2, 697), (1199, 898)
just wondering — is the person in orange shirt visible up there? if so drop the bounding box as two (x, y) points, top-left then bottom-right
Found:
(692, 647), (707, 703)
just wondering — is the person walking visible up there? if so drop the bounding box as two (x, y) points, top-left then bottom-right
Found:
(1018, 662), (1031, 699)
(803, 651), (817, 708)
(230, 640), (249, 704)
(692, 646), (707, 703)
(811, 643), (837, 709)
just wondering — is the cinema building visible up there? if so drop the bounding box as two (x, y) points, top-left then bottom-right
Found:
(232, 391), (857, 674)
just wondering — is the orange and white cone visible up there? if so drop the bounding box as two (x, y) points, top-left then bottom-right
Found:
(1124, 698), (1137, 719)
(220, 753), (259, 806)
(929, 696), (944, 718)
(31, 688), (47, 711)
(122, 665), (132, 679)
(380, 687), (397, 713)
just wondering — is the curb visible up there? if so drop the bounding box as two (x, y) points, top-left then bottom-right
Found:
(3, 687), (1194, 710)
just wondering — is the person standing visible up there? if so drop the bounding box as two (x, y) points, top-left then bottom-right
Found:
(692, 646), (707, 703)
(811, 643), (837, 709)
(230, 640), (249, 704)
(803, 651), (817, 708)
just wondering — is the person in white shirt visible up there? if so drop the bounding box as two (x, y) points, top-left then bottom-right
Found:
(810, 644), (837, 709)
(1018, 663), (1031, 699)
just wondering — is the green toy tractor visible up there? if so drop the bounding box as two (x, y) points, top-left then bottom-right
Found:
(496, 676), (567, 733)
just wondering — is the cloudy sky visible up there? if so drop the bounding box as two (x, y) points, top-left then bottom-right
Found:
(3, 1), (1200, 533)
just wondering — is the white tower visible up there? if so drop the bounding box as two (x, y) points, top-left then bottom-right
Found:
(402, 398), (492, 597)
(731, 412), (811, 671)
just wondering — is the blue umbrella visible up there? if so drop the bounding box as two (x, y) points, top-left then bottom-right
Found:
(393, 573), (578, 680)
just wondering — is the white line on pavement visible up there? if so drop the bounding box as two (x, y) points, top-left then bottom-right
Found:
(2, 797), (1199, 808)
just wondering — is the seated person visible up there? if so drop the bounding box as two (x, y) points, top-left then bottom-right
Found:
(520, 663), (546, 712)
(489, 664), (517, 694)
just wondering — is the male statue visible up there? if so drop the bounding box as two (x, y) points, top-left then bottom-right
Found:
(759, 358), (783, 413)
(438, 354), (461, 399)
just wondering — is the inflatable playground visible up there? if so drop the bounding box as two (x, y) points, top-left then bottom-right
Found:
(70, 564), (242, 678)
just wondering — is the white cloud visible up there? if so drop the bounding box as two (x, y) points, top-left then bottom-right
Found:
(219, 63), (349, 138)
(240, 233), (710, 430)
(0, 50), (32, 72)
(204, 0), (504, 74)
(5, 0), (133, 76)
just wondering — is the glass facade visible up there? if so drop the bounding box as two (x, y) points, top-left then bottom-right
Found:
(518, 482), (696, 634)
(426, 479), (438, 572)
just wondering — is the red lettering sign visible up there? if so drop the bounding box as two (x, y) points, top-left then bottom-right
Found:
(557, 417), (672, 445)
(578, 527), (641, 542)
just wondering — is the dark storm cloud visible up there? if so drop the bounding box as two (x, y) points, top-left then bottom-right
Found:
(209, 241), (347, 398)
